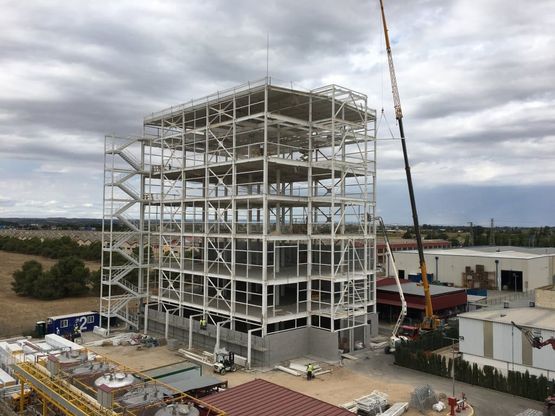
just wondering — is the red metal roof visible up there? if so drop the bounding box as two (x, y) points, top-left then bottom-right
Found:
(378, 290), (467, 311)
(202, 379), (352, 416)
(376, 277), (410, 287)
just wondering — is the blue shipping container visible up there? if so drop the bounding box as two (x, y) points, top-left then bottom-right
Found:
(45, 311), (99, 336)
(408, 273), (433, 283)
(466, 288), (488, 297)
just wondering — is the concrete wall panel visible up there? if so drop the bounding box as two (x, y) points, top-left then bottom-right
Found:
(308, 327), (340, 361)
(266, 328), (309, 364)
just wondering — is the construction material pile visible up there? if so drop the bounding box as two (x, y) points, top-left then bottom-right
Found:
(514, 410), (543, 416)
(409, 384), (437, 412)
(354, 390), (388, 416)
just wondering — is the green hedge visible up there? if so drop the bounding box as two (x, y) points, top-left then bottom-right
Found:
(394, 338), (554, 402)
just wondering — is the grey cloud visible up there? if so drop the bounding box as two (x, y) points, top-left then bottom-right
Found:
(0, 0), (553, 222)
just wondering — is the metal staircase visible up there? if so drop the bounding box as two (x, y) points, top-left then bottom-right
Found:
(100, 136), (146, 335)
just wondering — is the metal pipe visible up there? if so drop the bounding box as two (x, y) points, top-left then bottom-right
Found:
(143, 301), (149, 335)
(445, 336), (459, 397)
(495, 259), (500, 290)
(165, 309), (169, 339)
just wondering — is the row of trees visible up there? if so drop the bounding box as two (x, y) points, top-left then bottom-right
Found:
(471, 226), (555, 247)
(12, 257), (100, 300)
(0, 236), (101, 261)
(394, 338), (554, 402)
(402, 225), (555, 247)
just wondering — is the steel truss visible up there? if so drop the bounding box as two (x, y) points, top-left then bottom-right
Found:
(102, 79), (376, 341)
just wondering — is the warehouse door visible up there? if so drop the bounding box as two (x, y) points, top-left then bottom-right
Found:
(501, 270), (523, 291)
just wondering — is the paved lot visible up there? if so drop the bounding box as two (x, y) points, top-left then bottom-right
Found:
(346, 348), (545, 415)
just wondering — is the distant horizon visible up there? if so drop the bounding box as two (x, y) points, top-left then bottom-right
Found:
(1, 216), (554, 228)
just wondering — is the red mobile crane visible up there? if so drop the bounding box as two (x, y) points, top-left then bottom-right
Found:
(512, 321), (555, 350)
(378, 0), (439, 330)
(511, 321), (555, 415)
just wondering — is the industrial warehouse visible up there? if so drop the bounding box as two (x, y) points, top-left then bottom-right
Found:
(388, 246), (555, 292)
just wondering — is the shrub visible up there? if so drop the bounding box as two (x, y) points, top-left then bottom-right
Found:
(11, 256), (91, 300)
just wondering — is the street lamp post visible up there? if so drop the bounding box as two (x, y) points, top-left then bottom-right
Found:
(445, 336), (462, 397)
(495, 259), (499, 290)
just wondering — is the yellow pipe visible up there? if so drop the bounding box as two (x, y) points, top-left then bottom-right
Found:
(19, 381), (24, 415)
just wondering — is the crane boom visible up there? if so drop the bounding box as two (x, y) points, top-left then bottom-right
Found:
(378, 0), (436, 328)
(377, 216), (407, 337)
(379, 0), (402, 120)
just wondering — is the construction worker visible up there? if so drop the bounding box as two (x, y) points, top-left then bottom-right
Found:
(200, 317), (207, 330)
(71, 323), (80, 342)
(306, 363), (314, 380)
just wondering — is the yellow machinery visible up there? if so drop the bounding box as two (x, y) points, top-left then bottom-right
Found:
(378, 0), (440, 331)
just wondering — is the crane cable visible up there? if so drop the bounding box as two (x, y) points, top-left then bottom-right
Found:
(376, 108), (396, 140)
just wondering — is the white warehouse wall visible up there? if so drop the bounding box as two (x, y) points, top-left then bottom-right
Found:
(390, 250), (554, 291)
(492, 322), (522, 365)
(534, 328), (555, 372)
(459, 317), (484, 357)
(459, 317), (555, 376)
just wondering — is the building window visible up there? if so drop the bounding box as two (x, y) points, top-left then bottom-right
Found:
(60, 319), (69, 328)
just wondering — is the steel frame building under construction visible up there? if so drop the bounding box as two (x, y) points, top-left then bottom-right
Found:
(101, 78), (377, 365)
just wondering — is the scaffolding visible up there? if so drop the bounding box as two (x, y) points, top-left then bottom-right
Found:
(101, 78), (377, 353)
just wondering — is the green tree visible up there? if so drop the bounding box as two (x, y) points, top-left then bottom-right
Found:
(48, 256), (91, 297)
(33, 271), (64, 299)
(89, 269), (102, 295)
(12, 260), (43, 296)
(449, 238), (460, 247)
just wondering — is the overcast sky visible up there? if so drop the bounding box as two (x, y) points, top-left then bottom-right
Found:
(0, 0), (554, 226)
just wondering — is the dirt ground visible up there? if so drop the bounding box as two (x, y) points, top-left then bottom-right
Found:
(86, 343), (185, 372)
(0, 250), (100, 337)
(87, 338), (541, 415)
(85, 338), (454, 416)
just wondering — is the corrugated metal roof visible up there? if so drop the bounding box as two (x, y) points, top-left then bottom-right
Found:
(378, 282), (465, 296)
(397, 247), (555, 259)
(203, 379), (352, 416)
(459, 307), (555, 331)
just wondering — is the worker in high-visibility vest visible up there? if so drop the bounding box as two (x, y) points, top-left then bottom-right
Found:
(306, 363), (314, 380)
(200, 317), (207, 330)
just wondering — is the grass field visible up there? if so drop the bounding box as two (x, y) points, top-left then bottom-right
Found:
(0, 250), (100, 337)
